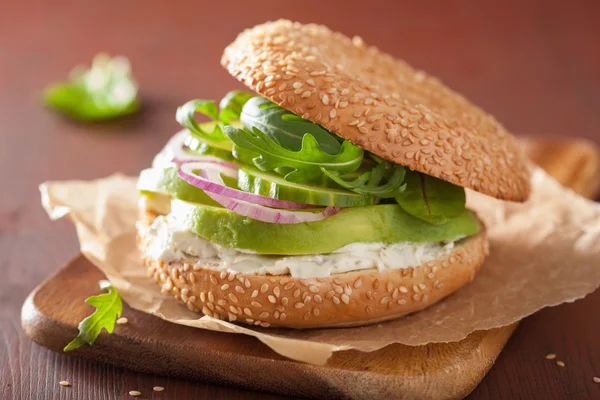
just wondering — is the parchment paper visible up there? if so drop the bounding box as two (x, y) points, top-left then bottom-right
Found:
(39, 167), (600, 365)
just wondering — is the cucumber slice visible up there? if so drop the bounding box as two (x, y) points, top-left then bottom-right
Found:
(171, 200), (481, 255)
(238, 167), (377, 207)
(138, 167), (235, 207)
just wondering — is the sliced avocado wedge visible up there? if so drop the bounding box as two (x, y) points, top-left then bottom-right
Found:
(138, 167), (235, 207)
(170, 200), (481, 255)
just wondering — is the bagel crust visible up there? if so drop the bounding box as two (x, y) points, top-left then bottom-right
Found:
(137, 209), (488, 329)
(222, 20), (530, 202)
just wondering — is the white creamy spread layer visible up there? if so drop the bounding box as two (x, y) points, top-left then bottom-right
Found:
(142, 215), (456, 279)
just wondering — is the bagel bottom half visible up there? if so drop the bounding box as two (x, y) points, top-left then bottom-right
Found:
(137, 208), (488, 329)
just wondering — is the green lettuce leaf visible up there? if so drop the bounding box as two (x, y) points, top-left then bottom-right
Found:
(240, 97), (342, 155)
(43, 53), (140, 121)
(64, 280), (122, 352)
(395, 170), (466, 224)
(224, 125), (363, 183)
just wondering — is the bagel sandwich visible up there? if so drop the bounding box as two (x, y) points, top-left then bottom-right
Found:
(136, 20), (530, 328)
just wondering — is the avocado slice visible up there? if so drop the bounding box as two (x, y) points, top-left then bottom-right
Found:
(170, 200), (481, 255)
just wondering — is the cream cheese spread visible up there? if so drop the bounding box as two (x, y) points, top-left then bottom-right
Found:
(141, 215), (456, 278)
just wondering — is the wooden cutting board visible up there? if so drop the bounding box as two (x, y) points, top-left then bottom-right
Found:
(21, 137), (600, 400)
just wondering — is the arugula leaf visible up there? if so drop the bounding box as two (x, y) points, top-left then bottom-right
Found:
(322, 157), (407, 198)
(63, 280), (122, 352)
(224, 125), (364, 183)
(43, 53), (140, 121)
(219, 90), (254, 124)
(395, 170), (466, 224)
(176, 100), (233, 150)
(240, 97), (342, 155)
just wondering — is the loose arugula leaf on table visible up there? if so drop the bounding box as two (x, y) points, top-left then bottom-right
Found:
(240, 97), (342, 155)
(395, 170), (466, 224)
(224, 125), (364, 183)
(63, 280), (122, 352)
(322, 155), (407, 198)
(43, 53), (140, 121)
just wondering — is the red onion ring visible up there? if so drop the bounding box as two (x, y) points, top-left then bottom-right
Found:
(178, 162), (319, 210)
(202, 187), (343, 224)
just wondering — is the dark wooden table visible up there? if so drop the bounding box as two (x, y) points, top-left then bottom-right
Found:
(2, 1), (599, 399)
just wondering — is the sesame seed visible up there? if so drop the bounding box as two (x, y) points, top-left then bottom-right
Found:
(268, 295), (276, 304)
(332, 296), (340, 305)
(153, 386), (165, 392)
(353, 278), (363, 288)
(129, 391), (141, 397)
(243, 308), (253, 316)
(295, 302), (305, 309)
(348, 120), (360, 126)
(208, 291), (215, 302)
(314, 294), (323, 303)
(293, 289), (301, 298)
(556, 361), (565, 367)
(220, 270), (228, 280)
(251, 301), (262, 308)
(273, 287), (281, 297)
(251, 290), (259, 298)
(116, 317), (128, 325)
(59, 381), (70, 387)
(329, 109), (337, 119)
(280, 313), (287, 321)
(210, 275), (218, 285)
(259, 312), (269, 319)
(260, 283), (269, 293)
(545, 353), (557, 360)
(341, 294), (350, 304)
(281, 297), (289, 306)
(284, 282), (295, 290)
(235, 286), (245, 294)
(221, 284), (230, 291)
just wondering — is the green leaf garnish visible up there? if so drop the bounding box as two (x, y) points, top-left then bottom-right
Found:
(219, 90), (254, 124)
(322, 156), (406, 198)
(395, 170), (466, 224)
(224, 125), (364, 183)
(240, 97), (342, 155)
(43, 53), (140, 121)
(176, 100), (233, 151)
(63, 280), (122, 352)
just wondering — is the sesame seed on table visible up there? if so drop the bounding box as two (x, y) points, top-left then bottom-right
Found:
(2, 1), (600, 400)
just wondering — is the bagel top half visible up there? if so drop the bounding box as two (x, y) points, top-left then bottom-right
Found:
(222, 19), (530, 202)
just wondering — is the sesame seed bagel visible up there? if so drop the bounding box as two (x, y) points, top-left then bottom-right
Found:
(222, 20), (530, 202)
(137, 208), (488, 329)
